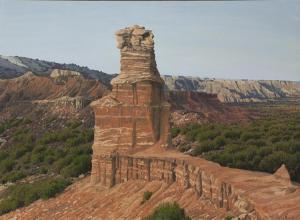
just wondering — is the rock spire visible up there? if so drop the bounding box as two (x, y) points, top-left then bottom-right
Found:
(90, 25), (171, 186)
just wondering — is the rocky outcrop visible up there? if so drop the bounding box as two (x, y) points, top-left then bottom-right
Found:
(88, 26), (300, 219)
(168, 91), (251, 125)
(50, 69), (81, 78)
(0, 178), (230, 220)
(274, 164), (292, 185)
(163, 75), (300, 103)
(0, 71), (108, 109)
(33, 96), (91, 110)
(90, 25), (171, 185)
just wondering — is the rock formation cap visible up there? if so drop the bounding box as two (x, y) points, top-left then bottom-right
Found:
(112, 25), (164, 85)
(115, 25), (154, 51)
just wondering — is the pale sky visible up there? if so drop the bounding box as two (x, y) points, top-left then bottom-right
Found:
(0, 0), (299, 81)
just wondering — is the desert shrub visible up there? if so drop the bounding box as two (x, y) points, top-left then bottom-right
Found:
(0, 178), (70, 214)
(84, 129), (94, 142)
(13, 145), (32, 159)
(141, 191), (153, 204)
(224, 144), (242, 154)
(60, 155), (91, 177)
(196, 130), (219, 142)
(185, 129), (198, 142)
(1, 171), (26, 183)
(38, 179), (70, 199)
(147, 202), (190, 220)
(0, 159), (15, 173)
(66, 120), (82, 129)
(290, 141), (300, 153)
(0, 151), (9, 162)
(241, 131), (261, 141)
(259, 151), (290, 173)
(224, 130), (241, 140)
(294, 131), (300, 140)
(246, 139), (266, 147)
(38, 167), (48, 174)
(52, 155), (73, 173)
(171, 127), (181, 138)
(31, 153), (44, 164)
(208, 153), (233, 167)
(0, 198), (21, 215)
(0, 116), (94, 214)
(177, 110), (300, 181)
(213, 136), (226, 148)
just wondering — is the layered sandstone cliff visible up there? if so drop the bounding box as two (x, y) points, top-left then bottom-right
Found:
(90, 25), (171, 186)
(88, 26), (300, 219)
(2, 54), (300, 103)
(163, 75), (300, 102)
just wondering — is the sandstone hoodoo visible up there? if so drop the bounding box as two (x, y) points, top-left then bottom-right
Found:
(90, 25), (171, 186)
(87, 26), (300, 219)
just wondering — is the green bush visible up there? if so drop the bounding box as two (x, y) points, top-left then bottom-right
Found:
(0, 178), (70, 215)
(177, 111), (300, 181)
(0, 171), (26, 183)
(171, 127), (181, 138)
(241, 132), (261, 141)
(0, 151), (9, 161)
(147, 202), (190, 220)
(196, 130), (219, 142)
(60, 155), (91, 177)
(0, 198), (21, 215)
(224, 130), (241, 140)
(142, 191), (153, 204)
(0, 159), (15, 173)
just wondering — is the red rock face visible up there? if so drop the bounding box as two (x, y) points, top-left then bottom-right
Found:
(91, 25), (170, 185)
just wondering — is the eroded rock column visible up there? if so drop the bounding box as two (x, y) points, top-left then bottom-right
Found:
(91, 25), (171, 186)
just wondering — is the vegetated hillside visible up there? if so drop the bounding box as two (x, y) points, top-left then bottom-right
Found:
(0, 69), (109, 214)
(163, 75), (300, 103)
(0, 106), (94, 215)
(172, 102), (300, 182)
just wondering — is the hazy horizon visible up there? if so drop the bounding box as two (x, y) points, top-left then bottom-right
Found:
(0, 0), (299, 81)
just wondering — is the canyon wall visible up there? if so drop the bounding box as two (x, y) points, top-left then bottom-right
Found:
(163, 75), (300, 102)
(2, 55), (300, 103)
(92, 152), (300, 219)
(93, 153), (260, 218)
